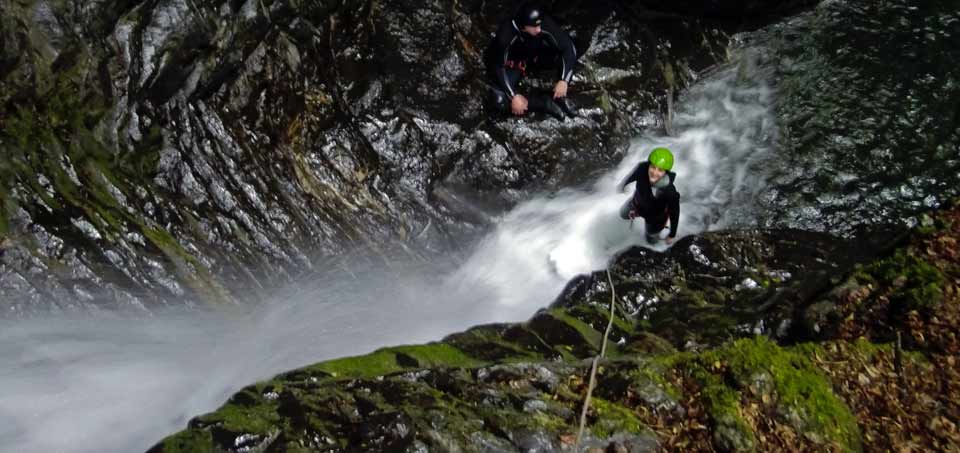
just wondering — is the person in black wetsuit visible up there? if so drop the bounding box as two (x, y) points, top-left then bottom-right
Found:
(619, 147), (681, 245)
(484, 2), (577, 120)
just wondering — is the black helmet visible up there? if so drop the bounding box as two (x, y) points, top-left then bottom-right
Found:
(515, 3), (543, 27)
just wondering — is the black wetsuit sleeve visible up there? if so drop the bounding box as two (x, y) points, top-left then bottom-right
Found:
(619, 162), (644, 192)
(668, 188), (680, 237)
(492, 21), (519, 97)
(541, 16), (576, 82)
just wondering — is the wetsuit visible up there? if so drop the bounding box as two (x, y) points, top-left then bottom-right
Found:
(484, 14), (577, 116)
(619, 161), (680, 241)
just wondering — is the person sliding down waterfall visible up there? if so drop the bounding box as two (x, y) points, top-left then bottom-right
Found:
(619, 147), (681, 245)
(484, 2), (577, 121)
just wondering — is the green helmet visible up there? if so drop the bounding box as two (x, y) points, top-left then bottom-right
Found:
(648, 147), (674, 171)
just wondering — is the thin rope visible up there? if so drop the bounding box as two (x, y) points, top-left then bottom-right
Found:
(574, 268), (618, 450)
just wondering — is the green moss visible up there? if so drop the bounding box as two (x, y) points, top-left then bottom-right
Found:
(152, 385), (288, 452)
(548, 309), (604, 350)
(199, 401), (281, 434)
(151, 429), (214, 453)
(529, 411), (569, 432)
(589, 398), (646, 438)
(702, 377), (742, 419)
(391, 343), (486, 367)
(4, 71), (233, 305)
(631, 355), (683, 401)
(600, 93), (613, 113)
(0, 194), (13, 235)
(675, 285), (711, 307)
(567, 303), (634, 336)
(482, 341), (542, 363)
(915, 213), (939, 236)
(116, 125), (164, 179)
(443, 325), (546, 363)
(303, 343), (485, 380)
(470, 339), (541, 363)
(0, 43), (128, 242)
(862, 249), (945, 312)
(841, 338), (884, 360)
(700, 337), (861, 452)
(688, 362), (755, 451)
(141, 226), (235, 305)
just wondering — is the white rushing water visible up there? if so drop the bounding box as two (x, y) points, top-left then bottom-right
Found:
(0, 53), (775, 453)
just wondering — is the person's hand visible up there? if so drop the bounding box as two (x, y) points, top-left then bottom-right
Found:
(665, 236), (675, 245)
(553, 80), (568, 99)
(511, 95), (528, 115)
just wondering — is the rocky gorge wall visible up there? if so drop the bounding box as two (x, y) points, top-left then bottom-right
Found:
(3, 0), (953, 315)
(1, 0), (765, 314)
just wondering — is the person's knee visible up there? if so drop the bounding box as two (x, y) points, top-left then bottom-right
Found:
(646, 217), (667, 232)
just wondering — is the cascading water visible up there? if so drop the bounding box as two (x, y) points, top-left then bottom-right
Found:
(453, 52), (776, 303)
(0, 50), (775, 453)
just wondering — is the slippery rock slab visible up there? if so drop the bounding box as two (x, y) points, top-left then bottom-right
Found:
(552, 229), (892, 349)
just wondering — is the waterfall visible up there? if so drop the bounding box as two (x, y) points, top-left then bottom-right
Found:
(0, 50), (775, 453)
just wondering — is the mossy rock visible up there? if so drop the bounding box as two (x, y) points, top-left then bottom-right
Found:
(443, 323), (544, 362)
(527, 310), (603, 358)
(691, 337), (862, 452)
(294, 343), (486, 381)
(859, 249), (946, 313)
(623, 331), (677, 355)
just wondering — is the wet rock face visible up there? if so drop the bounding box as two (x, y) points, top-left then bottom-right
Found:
(0, 0), (731, 313)
(753, 0), (960, 235)
(552, 229), (889, 349)
(152, 349), (666, 452)
(153, 222), (912, 451)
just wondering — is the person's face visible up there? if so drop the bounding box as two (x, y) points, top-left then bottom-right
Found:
(648, 164), (666, 183)
(522, 24), (541, 36)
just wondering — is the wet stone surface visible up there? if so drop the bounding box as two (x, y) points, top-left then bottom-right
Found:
(4, 0), (952, 314)
(553, 228), (894, 349)
(151, 220), (918, 451)
(751, 0), (960, 235)
(1, 0), (732, 313)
